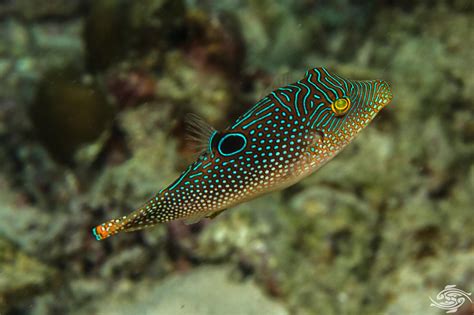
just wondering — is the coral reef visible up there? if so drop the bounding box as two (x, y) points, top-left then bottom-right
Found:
(0, 1), (472, 315)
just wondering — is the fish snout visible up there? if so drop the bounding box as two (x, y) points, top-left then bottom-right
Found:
(375, 80), (393, 108)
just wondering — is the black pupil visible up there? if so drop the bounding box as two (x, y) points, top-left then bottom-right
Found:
(218, 134), (245, 155)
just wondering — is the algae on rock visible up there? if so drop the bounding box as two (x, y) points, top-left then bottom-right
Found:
(0, 238), (56, 312)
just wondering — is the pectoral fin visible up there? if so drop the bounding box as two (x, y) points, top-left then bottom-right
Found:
(184, 113), (217, 155)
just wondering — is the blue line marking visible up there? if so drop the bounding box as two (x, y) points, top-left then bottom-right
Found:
(255, 103), (275, 116)
(169, 166), (192, 191)
(306, 73), (331, 103)
(280, 91), (291, 102)
(311, 108), (331, 128)
(288, 84), (302, 117)
(189, 172), (203, 179)
(208, 131), (218, 157)
(242, 112), (272, 130)
(308, 102), (326, 125)
(316, 70), (339, 100)
(232, 98), (271, 128)
(271, 92), (292, 113)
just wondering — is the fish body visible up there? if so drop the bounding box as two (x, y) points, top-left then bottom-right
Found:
(93, 67), (392, 240)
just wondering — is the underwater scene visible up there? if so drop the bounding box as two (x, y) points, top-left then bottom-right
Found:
(0, 0), (473, 314)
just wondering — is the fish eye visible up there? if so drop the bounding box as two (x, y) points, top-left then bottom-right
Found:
(331, 98), (351, 116)
(217, 133), (247, 156)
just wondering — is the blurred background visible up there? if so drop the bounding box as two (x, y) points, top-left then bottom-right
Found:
(0, 0), (473, 314)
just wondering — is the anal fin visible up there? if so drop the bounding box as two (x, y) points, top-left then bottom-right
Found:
(206, 209), (227, 220)
(183, 209), (227, 225)
(183, 211), (212, 225)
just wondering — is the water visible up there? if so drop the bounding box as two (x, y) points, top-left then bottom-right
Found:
(0, 1), (473, 314)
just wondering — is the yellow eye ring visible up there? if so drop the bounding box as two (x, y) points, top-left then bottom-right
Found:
(331, 98), (351, 116)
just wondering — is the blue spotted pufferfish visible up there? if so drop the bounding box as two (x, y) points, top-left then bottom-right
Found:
(93, 67), (393, 240)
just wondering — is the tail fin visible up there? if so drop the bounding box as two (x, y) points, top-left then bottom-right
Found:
(92, 193), (170, 240)
(92, 217), (126, 241)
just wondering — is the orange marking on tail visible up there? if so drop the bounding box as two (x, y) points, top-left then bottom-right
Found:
(92, 219), (123, 240)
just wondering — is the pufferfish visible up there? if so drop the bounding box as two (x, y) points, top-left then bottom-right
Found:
(93, 67), (393, 240)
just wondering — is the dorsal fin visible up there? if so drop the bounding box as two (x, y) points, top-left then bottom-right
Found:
(185, 113), (217, 154)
